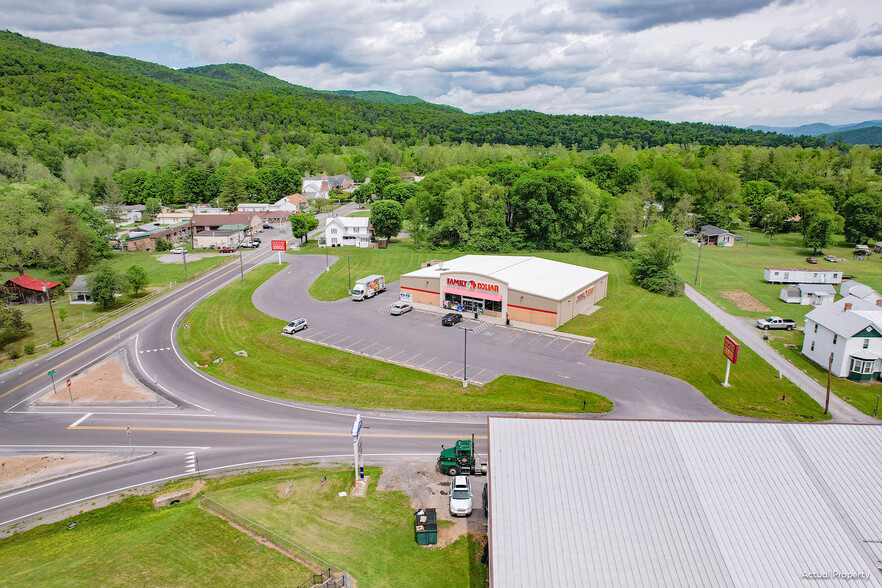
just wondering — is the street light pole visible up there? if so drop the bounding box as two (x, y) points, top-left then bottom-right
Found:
(874, 394), (880, 418)
(237, 241), (245, 285)
(694, 240), (703, 286)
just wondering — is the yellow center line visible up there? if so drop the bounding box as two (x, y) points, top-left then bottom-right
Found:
(68, 425), (487, 439)
(1, 249), (275, 400)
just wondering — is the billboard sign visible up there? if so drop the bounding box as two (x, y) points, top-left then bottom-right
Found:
(723, 335), (739, 364)
(271, 240), (287, 251)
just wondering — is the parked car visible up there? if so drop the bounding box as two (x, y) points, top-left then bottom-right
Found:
(170, 247), (187, 254)
(282, 318), (308, 334)
(449, 475), (472, 517)
(262, 224), (273, 229)
(684, 230), (698, 237)
(442, 313), (463, 326)
(390, 301), (413, 315)
(806, 257), (818, 264)
(824, 255), (839, 262)
(251, 237), (262, 245)
(219, 246), (235, 253)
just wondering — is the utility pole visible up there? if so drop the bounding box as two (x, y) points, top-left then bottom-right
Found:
(346, 255), (351, 294)
(694, 240), (703, 286)
(460, 326), (470, 388)
(182, 250), (188, 282)
(42, 285), (60, 342)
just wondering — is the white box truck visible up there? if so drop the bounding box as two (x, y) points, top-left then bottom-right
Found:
(351, 275), (386, 301)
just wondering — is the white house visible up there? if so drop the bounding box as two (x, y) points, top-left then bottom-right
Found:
(802, 296), (882, 381)
(764, 267), (843, 284)
(321, 216), (371, 248)
(779, 283), (836, 305)
(95, 204), (146, 226)
(840, 281), (882, 304)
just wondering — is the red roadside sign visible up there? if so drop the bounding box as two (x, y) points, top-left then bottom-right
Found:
(66, 379), (71, 387)
(271, 240), (287, 251)
(126, 426), (131, 436)
(183, 323), (190, 329)
(723, 335), (739, 364)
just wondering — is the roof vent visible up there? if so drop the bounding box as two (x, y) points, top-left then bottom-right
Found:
(844, 303), (852, 311)
(876, 299), (882, 307)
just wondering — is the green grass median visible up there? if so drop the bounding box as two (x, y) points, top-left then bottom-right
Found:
(178, 263), (612, 413)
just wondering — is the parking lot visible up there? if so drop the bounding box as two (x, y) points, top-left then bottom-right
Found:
(285, 305), (594, 386)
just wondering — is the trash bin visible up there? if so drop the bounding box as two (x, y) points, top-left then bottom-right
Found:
(414, 508), (437, 545)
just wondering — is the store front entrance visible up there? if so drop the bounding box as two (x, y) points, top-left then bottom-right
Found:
(461, 297), (484, 313)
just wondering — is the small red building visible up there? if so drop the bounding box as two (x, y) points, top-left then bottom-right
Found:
(4, 275), (62, 304)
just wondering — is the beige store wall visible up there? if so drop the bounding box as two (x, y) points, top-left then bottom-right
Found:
(508, 290), (558, 327)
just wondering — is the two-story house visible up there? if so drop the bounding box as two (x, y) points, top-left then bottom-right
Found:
(321, 217), (371, 248)
(802, 296), (882, 382)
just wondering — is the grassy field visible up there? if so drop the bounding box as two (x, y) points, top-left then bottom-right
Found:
(0, 494), (313, 586)
(178, 262), (612, 413)
(0, 466), (485, 587)
(768, 329), (882, 415)
(552, 252), (827, 421)
(208, 466), (487, 588)
(674, 232), (882, 320)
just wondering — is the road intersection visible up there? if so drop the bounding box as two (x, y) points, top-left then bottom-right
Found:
(1, 234), (731, 533)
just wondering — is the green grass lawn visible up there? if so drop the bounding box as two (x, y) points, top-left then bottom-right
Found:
(208, 466), (487, 588)
(178, 262), (612, 413)
(0, 494), (313, 586)
(674, 232), (882, 320)
(768, 329), (882, 416)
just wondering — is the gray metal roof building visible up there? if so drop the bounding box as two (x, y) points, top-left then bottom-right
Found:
(488, 418), (882, 587)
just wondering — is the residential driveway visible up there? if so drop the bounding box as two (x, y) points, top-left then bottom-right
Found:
(684, 284), (875, 424)
(251, 254), (736, 421)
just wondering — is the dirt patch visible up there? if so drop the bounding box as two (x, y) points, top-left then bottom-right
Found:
(719, 289), (772, 313)
(35, 351), (169, 406)
(0, 452), (130, 493)
(377, 460), (486, 548)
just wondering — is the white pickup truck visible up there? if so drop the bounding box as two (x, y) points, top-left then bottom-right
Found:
(755, 316), (797, 330)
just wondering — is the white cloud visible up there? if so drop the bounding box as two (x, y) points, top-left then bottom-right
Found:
(1, 0), (881, 127)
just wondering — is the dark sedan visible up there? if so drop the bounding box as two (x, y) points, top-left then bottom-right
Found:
(441, 313), (463, 326)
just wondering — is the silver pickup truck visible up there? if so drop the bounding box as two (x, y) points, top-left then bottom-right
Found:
(756, 316), (797, 330)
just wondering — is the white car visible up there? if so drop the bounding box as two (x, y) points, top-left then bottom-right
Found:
(449, 475), (472, 517)
(390, 301), (413, 316)
(170, 247), (187, 254)
(282, 318), (308, 334)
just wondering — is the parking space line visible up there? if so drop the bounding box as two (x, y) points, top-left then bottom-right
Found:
(373, 345), (391, 356)
(560, 339), (576, 352)
(543, 336), (560, 347)
(387, 350), (405, 360)
(419, 356), (437, 367)
(403, 353), (421, 365)
(359, 342), (377, 354)
(436, 361), (452, 373)
(470, 368), (487, 380)
(335, 336), (352, 347)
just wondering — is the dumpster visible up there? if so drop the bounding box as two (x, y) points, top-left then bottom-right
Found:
(414, 508), (437, 545)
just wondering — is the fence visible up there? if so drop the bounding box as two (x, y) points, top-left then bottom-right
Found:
(199, 494), (349, 588)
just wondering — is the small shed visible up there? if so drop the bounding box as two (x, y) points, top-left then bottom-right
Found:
(66, 275), (93, 304)
(699, 224), (735, 247)
(4, 275), (62, 304)
(779, 286), (801, 304)
(798, 283), (836, 305)
(874, 242), (882, 254)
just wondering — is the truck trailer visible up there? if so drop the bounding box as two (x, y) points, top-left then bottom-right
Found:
(351, 274), (386, 301)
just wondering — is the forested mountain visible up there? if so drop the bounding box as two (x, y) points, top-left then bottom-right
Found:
(822, 127), (882, 146)
(0, 29), (881, 308)
(750, 120), (882, 145)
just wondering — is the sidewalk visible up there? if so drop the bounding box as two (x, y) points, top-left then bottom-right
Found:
(684, 284), (875, 424)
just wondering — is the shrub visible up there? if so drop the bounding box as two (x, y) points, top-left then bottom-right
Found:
(7, 346), (20, 360)
(155, 239), (173, 252)
(23, 342), (35, 355)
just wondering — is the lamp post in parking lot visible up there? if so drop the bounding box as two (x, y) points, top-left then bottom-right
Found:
(459, 325), (471, 388)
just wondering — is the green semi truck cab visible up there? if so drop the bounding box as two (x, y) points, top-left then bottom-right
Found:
(437, 437), (488, 476)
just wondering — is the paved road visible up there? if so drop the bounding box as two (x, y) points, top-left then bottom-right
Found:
(684, 284), (875, 424)
(0, 229), (731, 532)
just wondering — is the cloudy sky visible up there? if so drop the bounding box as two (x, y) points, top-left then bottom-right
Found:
(4, 0), (882, 128)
